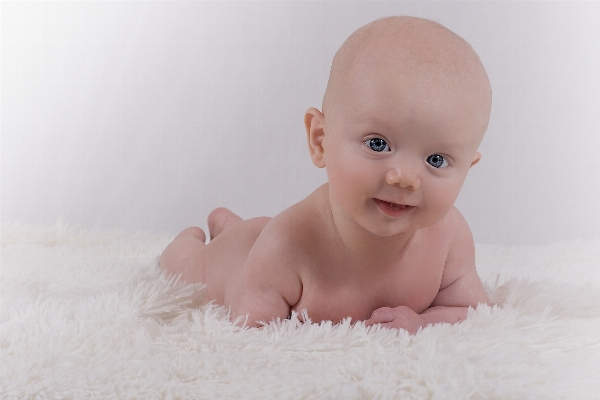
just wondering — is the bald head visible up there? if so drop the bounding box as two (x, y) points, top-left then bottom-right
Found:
(322, 16), (491, 128)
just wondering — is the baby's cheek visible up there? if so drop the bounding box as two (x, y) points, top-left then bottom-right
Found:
(327, 157), (371, 204)
(424, 183), (461, 222)
(328, 165), (362, 199)
(342, 162), (370, 183)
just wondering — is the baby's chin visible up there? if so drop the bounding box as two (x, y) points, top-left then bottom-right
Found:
(357, 218), (417, 238)
(357, 211), (447, 238)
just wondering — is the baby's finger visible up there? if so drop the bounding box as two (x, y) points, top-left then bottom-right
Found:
(365, 307), (394, 325)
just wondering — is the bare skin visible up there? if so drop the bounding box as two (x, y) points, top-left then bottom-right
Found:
(160, 16), (491, 333)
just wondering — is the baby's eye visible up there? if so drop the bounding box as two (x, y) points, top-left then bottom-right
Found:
(426, 154), (448, 168)
(365, 138), (390, 152)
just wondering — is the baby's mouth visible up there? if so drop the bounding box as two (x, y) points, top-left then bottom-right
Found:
(376, 199), (407, 209)
(387, 201), (406, 210)
(373, 198), (414, 216)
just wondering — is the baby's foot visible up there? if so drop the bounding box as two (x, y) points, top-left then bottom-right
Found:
(208, 207), (243, 240)
(159, 226), (206, 277)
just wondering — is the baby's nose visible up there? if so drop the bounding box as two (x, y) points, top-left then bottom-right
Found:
(385, 167), (420, 191)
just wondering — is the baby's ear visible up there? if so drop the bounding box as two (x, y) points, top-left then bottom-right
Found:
(470, 152), (482, 168)
(304, 108), (326, 168)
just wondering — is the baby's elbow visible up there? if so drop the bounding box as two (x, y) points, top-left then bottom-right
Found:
(229, 309), (282, 329)
(473, 285), (490, 307)
(229, 295), (288, 329)
(230, 311), (255, 328)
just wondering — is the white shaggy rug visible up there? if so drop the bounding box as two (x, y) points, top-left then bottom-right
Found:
(2, 223), (600, 399)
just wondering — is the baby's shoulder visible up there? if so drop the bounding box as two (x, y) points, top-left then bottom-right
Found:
(416, 206), (472, 255)
(425, 206), (476, 266)
(429, 206), (471, 236)
(265, 198), (323, 249)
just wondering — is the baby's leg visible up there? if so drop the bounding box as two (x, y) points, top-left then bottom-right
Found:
(159, 207), (243, 283)
(159, 227), (207, 282)
(207, 207), (243, 240)
(161, 210), (271, 306)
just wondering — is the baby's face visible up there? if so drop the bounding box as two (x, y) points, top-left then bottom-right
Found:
(321, 67), (490, 237)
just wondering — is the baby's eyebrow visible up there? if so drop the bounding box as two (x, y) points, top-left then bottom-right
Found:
(432, 141), (467, 152)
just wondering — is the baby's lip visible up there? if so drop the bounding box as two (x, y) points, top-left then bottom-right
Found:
(373, 198), (415, 218)
(374, 198), (413, 208)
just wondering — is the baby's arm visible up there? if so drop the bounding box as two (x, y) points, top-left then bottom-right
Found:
(426, 209), (489, 311)
(367, 208), (488, 333)
(227, 222), (303, 327)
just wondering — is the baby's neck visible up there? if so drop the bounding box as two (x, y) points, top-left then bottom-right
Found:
(322, 197), (415, 270)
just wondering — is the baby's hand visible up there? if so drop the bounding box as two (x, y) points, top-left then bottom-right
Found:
(365, 306), (424, 334)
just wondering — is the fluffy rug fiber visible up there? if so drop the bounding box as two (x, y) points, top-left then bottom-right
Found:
(2, 223), (600, 399)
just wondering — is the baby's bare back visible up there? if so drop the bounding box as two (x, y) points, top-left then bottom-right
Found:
(197, 186), (455, 325)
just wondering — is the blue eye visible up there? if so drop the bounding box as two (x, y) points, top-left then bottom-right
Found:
(365, 138), (390, 152)
(427, 154), (448, 168)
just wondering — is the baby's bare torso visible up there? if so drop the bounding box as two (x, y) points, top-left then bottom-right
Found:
(198, 185), (453, 324)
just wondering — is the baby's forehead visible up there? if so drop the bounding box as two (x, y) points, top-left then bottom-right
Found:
(338, 74), (488, 148)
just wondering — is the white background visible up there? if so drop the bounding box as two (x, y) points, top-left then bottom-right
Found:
(2, 1), (599, 245)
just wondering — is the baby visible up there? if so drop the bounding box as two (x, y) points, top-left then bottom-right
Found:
(160, 16), (492, 333)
